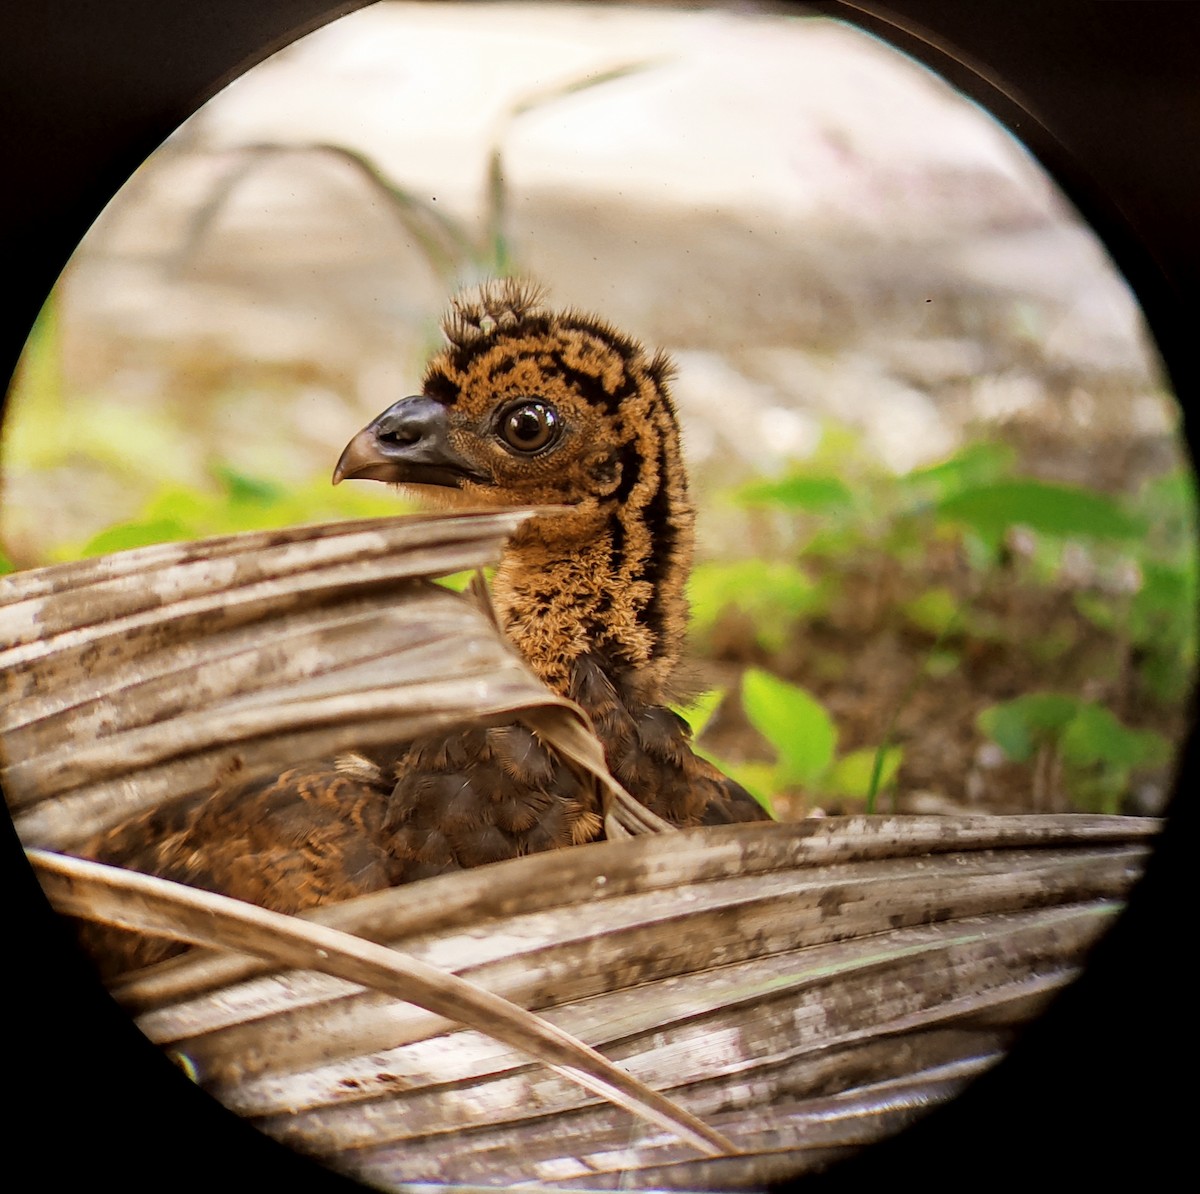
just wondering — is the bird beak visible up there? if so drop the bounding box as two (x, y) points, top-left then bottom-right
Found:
(333, 395), (485, 489)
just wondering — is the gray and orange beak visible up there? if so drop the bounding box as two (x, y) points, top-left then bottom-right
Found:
(333, 395), (486, 489)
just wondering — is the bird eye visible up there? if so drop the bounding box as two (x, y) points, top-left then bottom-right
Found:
(498, 401), (560, 454)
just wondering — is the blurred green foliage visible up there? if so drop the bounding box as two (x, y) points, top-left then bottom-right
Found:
(5, 299), (202, 488)
(688, 422), (1194, 815)
(1072, 469), (1199, 705)
(4, 296), (1191, 819)
(75, 465), (409, 559)
(2, 83), (1193, 820)
(688, 559), (826, 655)
(2, 296), (406, 565)
(977, 693), (1171, 814)
(677, 671), (902, 817)
(3, 62), (660, 566)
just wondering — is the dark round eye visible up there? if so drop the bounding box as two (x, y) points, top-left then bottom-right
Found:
(498, 401), (560, 454)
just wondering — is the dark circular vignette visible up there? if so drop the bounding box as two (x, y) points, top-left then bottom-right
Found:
(0, 3), (1193, 1191)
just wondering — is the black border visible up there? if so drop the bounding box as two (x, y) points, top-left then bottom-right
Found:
(1, 3), (1193, 1189)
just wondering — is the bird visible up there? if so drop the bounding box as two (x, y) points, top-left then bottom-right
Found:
(75, 280), (768, 976)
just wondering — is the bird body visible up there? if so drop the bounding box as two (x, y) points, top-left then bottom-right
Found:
(78, 282), (767, 974)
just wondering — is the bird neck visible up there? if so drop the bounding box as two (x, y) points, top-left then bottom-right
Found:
(492, 408), (694, 708)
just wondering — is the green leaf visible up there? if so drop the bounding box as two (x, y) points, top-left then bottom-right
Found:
(707, 759), (778, 818)
(688, 559), (822, 652)
(959, 525), (1006, 571)
(1138, 652), (1195, 706)
(809, 421), (871, 470)
(900, 586), (963, 637)
(215, 465), (288, 505)
(978, 694), (1172, 801)
(737, 473), (853, 512)
(900, 441), (1015, 501)
(977, 693), (1081, 763)
(741, 668), (836, 787)
(1026, 621), (1080, 664)
(433, 570), (476, 594)
(0, 547), (14, 576)
(283, 475), (411, 523)
(1131, 560), (1195, 642)
(1074, 591), (1119, 633)
(673, 688), (726, 739)
(1059, 703), (1171, 771)
(826, 746), (903, 798)
(925, 648), (962, 678)
(937, 480), (1144, 541)
(79, 518), (194, 557)
(143, 486), (213, 528)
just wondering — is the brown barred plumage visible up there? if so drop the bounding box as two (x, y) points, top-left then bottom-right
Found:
(77, 281), (767, 978)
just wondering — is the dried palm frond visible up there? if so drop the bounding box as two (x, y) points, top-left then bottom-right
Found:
(31, 847), (732, 1157)
(0, 512), (1161, 1189)
(25, 814), (1154, 1188)
(0, 509), (658, 848)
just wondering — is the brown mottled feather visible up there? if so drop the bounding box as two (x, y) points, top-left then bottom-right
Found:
(75, 282), (768, 979)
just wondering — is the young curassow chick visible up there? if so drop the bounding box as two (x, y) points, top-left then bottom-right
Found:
(78, 282), (767, 974)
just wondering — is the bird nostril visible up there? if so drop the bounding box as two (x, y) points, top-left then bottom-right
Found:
(372, 397), (445, 448)
(379, 425), (421, 447)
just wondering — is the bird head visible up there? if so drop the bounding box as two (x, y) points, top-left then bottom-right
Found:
(334, 279), (682, 521)
(335, 280), (695, 700)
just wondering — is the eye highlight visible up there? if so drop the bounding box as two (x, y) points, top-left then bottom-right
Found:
(497, 401), (561, 454)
